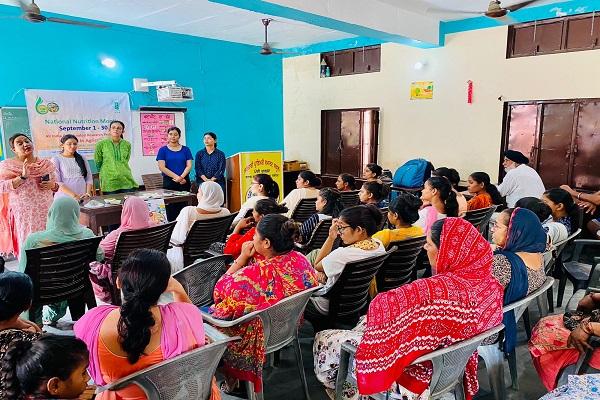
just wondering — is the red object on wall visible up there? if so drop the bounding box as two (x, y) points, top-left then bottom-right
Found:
(467, 80), (473, 104)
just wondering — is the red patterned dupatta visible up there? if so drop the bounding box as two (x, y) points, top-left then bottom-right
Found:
(355, 218), (503, 398)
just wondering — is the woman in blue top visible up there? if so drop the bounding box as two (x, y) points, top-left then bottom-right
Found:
(156, 126), (193, 220)
(195, 132), (226, 198)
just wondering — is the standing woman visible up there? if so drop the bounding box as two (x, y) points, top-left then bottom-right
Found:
(156, 126), (193, 221)
(0, 134), (58, 258)
(195, 132), (226, 198)
(94, 121), (138, 195)
(52, 134), (94, 201)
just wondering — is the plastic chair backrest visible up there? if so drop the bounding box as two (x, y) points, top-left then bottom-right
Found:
(290, 198), (317, 224)
(201, 286), (322, 354)
(183, 213), (237, 267)
(112, 222), (177, 270)
(464, 205), (497, 234)
(301, 219), (332, 254)
(100, 324), (239, 400)
(141, 173), (163, 190)
(503, 277), (554, 320)
(25, 237), (102, 305)
(173, 255), (229, 307)
(376, 236), (426, 292)
(340, 190), (360, 209)
(326, 250), (392, 325)
(413, 324), (505, 398)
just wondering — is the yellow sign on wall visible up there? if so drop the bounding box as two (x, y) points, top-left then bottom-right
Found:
(239, 151), (284, 203)
(410, 81), (434, 100)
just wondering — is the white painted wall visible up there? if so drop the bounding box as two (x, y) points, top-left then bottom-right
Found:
(283, 26), (600, 182)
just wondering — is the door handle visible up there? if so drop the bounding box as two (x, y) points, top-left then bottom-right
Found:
(565, 148), (571, 159)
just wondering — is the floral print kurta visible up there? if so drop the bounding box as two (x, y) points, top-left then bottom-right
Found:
(211, 250), (318, 391)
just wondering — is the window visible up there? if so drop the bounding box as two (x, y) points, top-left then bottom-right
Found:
(321, 45), (381, 77)
(321, 108), (379, 178)
(508, 12), (600, 58)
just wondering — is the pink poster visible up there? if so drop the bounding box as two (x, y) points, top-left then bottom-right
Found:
(140, 112), (175, 156)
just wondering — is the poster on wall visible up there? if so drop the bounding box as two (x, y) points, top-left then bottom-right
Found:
(24, 89), (131, 158)
(140, 112), (175, 156)
(239, 151), (284, 203)
(410, 81), (434, 100)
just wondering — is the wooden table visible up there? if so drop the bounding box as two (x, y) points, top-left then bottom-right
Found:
(79, 189), (196, 234)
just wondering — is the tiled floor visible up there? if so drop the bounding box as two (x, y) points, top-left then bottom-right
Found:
(5, 256), (574, 399)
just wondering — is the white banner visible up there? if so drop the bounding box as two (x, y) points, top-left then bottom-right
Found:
(24, 89), (131, 158)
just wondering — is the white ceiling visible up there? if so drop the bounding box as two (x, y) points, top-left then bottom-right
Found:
(0, 0), (353, 48)
(0, 0), (566, 47)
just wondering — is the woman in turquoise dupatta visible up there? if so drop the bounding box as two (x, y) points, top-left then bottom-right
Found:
(19, 196), (103, 325)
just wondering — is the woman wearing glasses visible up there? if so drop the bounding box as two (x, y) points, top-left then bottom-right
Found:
(304, 204), (386, 332)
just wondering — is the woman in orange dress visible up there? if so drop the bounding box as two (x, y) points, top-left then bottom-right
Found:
(466, 172), (503, 211)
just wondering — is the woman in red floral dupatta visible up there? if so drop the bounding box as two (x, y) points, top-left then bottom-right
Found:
(211, 214), (318, 394)
(355, 217), (503, 399)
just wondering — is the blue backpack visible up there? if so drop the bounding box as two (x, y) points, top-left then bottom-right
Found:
(393, 159), (433, 188)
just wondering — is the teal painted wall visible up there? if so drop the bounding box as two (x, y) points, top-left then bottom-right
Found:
(0, 5), (283, 165)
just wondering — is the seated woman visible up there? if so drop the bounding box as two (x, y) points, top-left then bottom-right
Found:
(432, 167), (468, 216)
(530, 292), (600, 391)
(491, 207), (548, 355)
(89, 196), (155, 302)
(335, 173), (356, 192)
(210, 214), (318, 394)
(298, 187), (343, 244)
(304, 205), (386, 332)
(281, 170), (320, 218)
(313, 218), (503, 400)
(232, 173), (280, 227)
(75, 249), (213, 400)
(224, 198), (288, 259)
(19, 196), (103, 325)
(167, 181), (230, 272)
(1, 335), (93, 400)
(372, 192), (424, 248)
(358, 181), (390, 209)
(560, 185), (600, 238)
(0, 270), (42, 398)
(542, 188), (581, 237)
(416, 176), (459, 235)
(466, 171), (503, 211)
(516, 197), (568, 245)
(362, 163), (383, 182)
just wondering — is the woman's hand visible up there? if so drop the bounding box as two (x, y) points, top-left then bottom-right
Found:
(577, 293), (598, 312)
(178, 177), (187, 185)
(21, 159), (29, 178)
(328, 219), (339, 239)
(39, 179), (57, 191)
(234, 217), (254, 234)
(316, 271), (327, 284)
(568, 325), (593, 353)
(560, 184), (575, 196)
(240, 241), (256, 259)
(579, 201), (597, 214)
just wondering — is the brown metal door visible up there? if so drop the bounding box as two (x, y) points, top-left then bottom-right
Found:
(572, 101), (600, 190)
(340, 111), (362, 176)
(511, 25), (537, 56)
(322, 111), (342, 176)
(506, 104), (539, 163)
(537, 103), (577, 188)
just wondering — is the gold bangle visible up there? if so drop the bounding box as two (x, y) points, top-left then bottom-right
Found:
(577, 193), (583, 201)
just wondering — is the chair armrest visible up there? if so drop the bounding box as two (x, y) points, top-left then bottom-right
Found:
(335, 342), (358, 394)
(169, 239), (183, 247)
(200, 309), (262, 328)
(571, 239), (600, 261)
(574, 335), (600, 374)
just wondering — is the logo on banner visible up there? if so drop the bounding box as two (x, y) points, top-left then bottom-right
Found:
(34, 97), (60, 115)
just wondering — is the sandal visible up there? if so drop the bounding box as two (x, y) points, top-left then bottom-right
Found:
(219, 380), (248, 398)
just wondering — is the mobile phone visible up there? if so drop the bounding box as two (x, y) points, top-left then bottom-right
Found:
(41, 174), (50, 182)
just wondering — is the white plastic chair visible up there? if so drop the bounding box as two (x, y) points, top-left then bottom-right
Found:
(98, 324), (239, 399)
(201, 286), (322, 400)
(478, 276), (554, 400)
(335, 324), (505, 400)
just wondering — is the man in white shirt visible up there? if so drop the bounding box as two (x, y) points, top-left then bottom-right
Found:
(498, 150), (545, 207)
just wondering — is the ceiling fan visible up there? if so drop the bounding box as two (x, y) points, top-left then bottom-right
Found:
(11, 0), (109, 28)
(259, 18), (296, 56)
(427, 0), (546, 20)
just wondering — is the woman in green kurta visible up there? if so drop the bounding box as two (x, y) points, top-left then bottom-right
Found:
(94, 120), (138, 194)
(19, 196), (104, 325)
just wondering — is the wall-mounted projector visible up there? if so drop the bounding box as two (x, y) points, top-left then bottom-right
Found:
(133, 78), (194, 103)
(157, 86), (194, 102)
